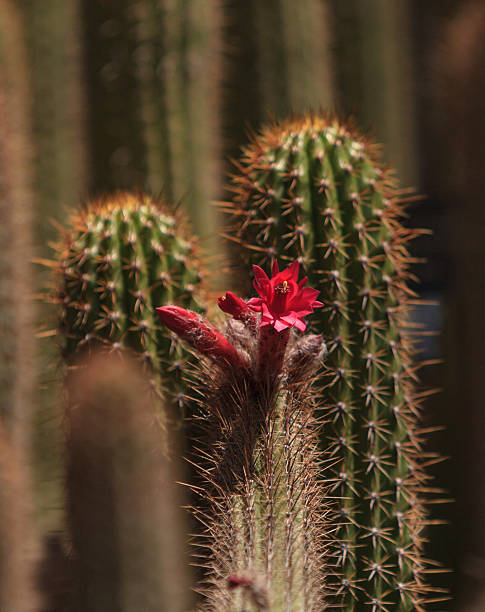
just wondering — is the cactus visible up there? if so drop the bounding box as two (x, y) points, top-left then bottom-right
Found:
(331, 1), (418, 186)
(20, 0), (86, 251)
(54, 191), (205, 417)
(81, 0), (221, 238)
(225, 116), (443, 609)
(66, 351), (190, 612)
(0, 0), (36, 448)
(223, 0), (334, 163)
(157, 261), (333, 611)
(0, 422), (39, 612)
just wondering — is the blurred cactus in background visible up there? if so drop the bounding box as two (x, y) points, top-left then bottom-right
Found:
(66, 352), (189, 612)
(332, 1), (418, 187)
(20, 0), (87, 251)
(225, 115), (444, 609)
(0, 0), (36, 448)
(80, 0), (222, 239)
(223, 0), (335, 165)
(0, 0), (471, 609)
(0, 422), (39, 612)
(436, 2), (485, 608)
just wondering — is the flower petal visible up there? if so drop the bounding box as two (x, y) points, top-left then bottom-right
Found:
(298, 276), (308, 289)
(273, 318), (289, 332)
(247, 297), (264, 312)
(252, 265), (271, 298)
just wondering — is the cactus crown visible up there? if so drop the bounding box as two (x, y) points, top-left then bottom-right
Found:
(224, 116), (444, 609)
(54, 192), (205, 405)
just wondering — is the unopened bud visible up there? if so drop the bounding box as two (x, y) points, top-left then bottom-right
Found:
(156, 305), (244, 370)
(218, 291), (257, 328)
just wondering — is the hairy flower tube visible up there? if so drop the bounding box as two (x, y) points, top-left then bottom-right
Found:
(156, 305), (244, 369)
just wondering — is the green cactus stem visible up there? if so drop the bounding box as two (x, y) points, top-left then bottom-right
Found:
(54, 191), (205, 418)
(157, 262), (334, 611)
(20, 0), (86, 251)
(223, 0), (334, 165)
(66, 351), (190, 612)
(81, 0), (221, 238)
(225, 116), (444, 610)
(331, 1), (418, 186)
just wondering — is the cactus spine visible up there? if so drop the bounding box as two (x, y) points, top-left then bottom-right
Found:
(66, 352), (189, 611)
(81, 0), (221, 237)
(55, 192), (205, 414)
(226, 116), (441, 609)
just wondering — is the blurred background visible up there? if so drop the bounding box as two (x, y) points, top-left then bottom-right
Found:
(2, 0), (485, 609)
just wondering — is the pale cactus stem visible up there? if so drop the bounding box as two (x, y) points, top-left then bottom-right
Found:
(157, 261), (333, 611)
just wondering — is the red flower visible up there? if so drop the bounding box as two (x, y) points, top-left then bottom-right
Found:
(156, 305), (243, 369)
(247, 260), (323, 332)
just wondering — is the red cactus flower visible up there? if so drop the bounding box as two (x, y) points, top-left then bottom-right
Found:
(247, 260), (323, 332)
(156, 305), (243, 369)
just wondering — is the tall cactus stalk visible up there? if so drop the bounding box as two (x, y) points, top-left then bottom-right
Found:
(66, 351), (190, 612)
(53, 192), (205, 423)
(0, 422), (39, 612)
(81, 0), (221, 238)
(225, 116), (444, 610)
(20, 0), (86, 250)
(157, 260), (333, 611)
(223, 0), (334, 163)
(331, 1), (418, 186)
(0, 0), (36, 449)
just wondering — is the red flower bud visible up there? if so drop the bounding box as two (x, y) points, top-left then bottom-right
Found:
(218, 292), (257, 329)
(156, 305), (243, 369)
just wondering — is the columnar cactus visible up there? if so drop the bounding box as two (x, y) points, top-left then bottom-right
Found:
(54, 192), (205, 417)
(21, 0), (86, 250)
(81, 0), (221, 236)
(223, 0), (334, 164)
(225, 116), (443, 609)
(0, 0), (36, 448)
(66, 352), (190, 612)
(157, 260), (333, 611)
(0, 422), (38, 612)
